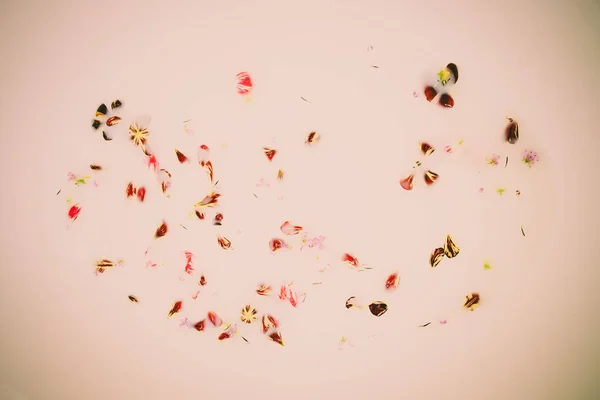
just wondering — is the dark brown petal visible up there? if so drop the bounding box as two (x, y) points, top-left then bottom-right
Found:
(90, 164), (102, 170)
(430, 247), (445, 268)
(439, 93), (454, 108)
(175, 149), (188, 163)
(345, 296), (359, 309)
(446, 63), (458, 84)
(102, 131), (112, 141)
(128, 295), (138, 303)
(420, 142), (435, 156)
(155, 221), (168, 239)
(424, 170), (439, 185)
(111, 100), (122, 109)
(424, 86), (437, 102)
(92, 120), (102, 130)
(306, 131), (320, 144)
(368, 301), (388, 317)
(505, 117), (519, 144)
(444, 234), (460, 258)
(268, 331), (284, 346)
(194, 320), (206, 331)
(464, 293), (480, 310)
(195, 210), (205, 220)
(96, 104), (107, 117)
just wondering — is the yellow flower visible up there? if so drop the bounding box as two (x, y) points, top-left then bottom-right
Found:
(240, 305), (257, 324)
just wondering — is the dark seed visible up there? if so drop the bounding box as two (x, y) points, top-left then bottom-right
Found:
(446, 63), (458, 84)
(505, 118), (519, 144)
(368, 301), (388, 317)
(424, 86), (437, 102)
(96, 104), (108, 117)
(92, 119), (101, 130)
(439, 93), (454, 108)
(111, 100), (122, 109)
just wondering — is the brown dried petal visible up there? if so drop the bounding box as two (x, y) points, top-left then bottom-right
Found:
(195, 210), (205, 220)
(424, 170), (439, 185)
(464, 293), (480, 311)
(154, 221), (168, 239)
(368, 301), (388, 317)
(261, 314), (279, 333)
(345, 296), (359, 309)
(194, 320), (206, 331)
(175, 149), (188, 163)
(306, 131), (320, 144)
(217, 236), (231, 249)
(424, 86), (437, 102)
(128, 295), (139, 303)
(268, 331), (284, 346)
(439, 93), (454, 108)
(505, 117), (519, 144)
(420, 142), (435, 156)
(430, 247), (445, 268)
(102, 131), (112, 141)
(444, 234), (460, 258)
(195, 192), (221, 208)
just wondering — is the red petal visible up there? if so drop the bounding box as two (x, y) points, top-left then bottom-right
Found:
(400, 174), (414, 191)
(342, 253), (360, 268)
(208, 311), (222, 327)
(280, 221), (303, 235)
(263, 148), (276, 161)
(126, 182), (136, 197)
(194, 320), (205, 331)
(175, 149), (188, 163)
(168, 301), (182, 318)
(385, 273), (400, 291)
(269, 238), (286, 252)
(424, 86), (437, 102)
(137, 187), (146, 202)
(68, 204), (81, 219)
(278, 285), (289, 300)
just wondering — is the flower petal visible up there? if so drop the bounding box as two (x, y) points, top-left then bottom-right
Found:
(280, 221), (303, 235)
(400, 174), (414, 191)
(430, 247), (445, 268)
(444, 234), (460, 258)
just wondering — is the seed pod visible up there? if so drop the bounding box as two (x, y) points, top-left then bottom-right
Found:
(430, 247), (445, 268)
(368, 301), (388, 317)
(446, 63), (458, 83)
(424, 86), (437, 102)
(424, 170), (439, 185)
(464, 293), (480, 311)
(444, 234), (460, 258)
(505, 117), (519, 144)
(439, 93), (454, 108)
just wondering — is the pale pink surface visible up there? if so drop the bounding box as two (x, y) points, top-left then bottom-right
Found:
(0, 1), (599, 400)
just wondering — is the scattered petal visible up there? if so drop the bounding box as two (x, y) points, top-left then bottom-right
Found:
(128, 121), (150, 152)
(195, 192), (221, 208)
(217, 236), (231, 250)
(154, 221), (168, 239)
(263, 148), (276, 161)
(240, 305), (257, 324)
(420, 142), (435, 156)
(256, 284), (272, 296)
(95, 258), (120, 274)
(277, 169), (284, 180)
(147, 155), (159, 172)
(289, 291), (306, 308)
(418, 322), (431, 328)
(306, 131), (320, 145)
(496, 188), (505, 196)
(68, 204), (81, 220)
(268, 331), (284, 346)
(197, 144), (210, 167)
(424, 170), (439, 185)
(280, 221), (303, 235)
(521, 225), (526, 236)
(213, 212), (223, 226)
(385, 273), (400, 291)
(522, 149), (539, 167)
(400, 174), (414, 191)
(207, 311), (222, 327)
(444, 235), (460, 258)
(136, 187), (146, 202)
(111, 99), (122, 109)
(236, 71), (253, 96)
(368, 302), (388, 317)
(96, 104), (107, 117)
(483, 261), (493, 270)
(102, 131), (112, 140)
(516, 190), (521, 197)
(440, 320), (447, 325)
(106, 116), (121, 127)
(439, 93), (454, 108)
(430, 247), (445, 268)
(218, 325), (236, 341)
(424, 86), (437, 102)
(487, 154), (500, 166)
(167, 301), (182, 318)
(194, 320), (206, 331)
(128, 295), (138, 303)
(92, 120), (102, 130)
(261, 314), (279, 333)
(505, 117), (519, 144)
(342, 253), (360, 268)
(195, 210), (205, 220)
(157, 169), (172, 196)
(175, 149), (188, 163)
(345, 296), (360, 309)
(269, 238), (287, 252)
(90, 164), (102, 170)
(204, 161), (214, 182)
(199, 275), (207, 286)
(278, 285), (289, 300)
(464, 293), (480, 311)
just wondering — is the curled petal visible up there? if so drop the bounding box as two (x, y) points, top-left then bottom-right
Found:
(424, 86), (437, 102)
(111, 100), (122, 109)
(278, 285), (289, 300)
(444, 234), (460, 258)
(269, 238), (287, 252)
(430, 247), (445, 268)
(205, 161), (214, 182)
(154, 221), (168, 239)
(464, 293), (480, 311)
(420, 142), (435, 156)
(268, 331), (284, 346)
(106, 116), (121, 127)
(147, 155), (159, 172)
(168, 301), (182, 318)
(126, 182), (136, 198)
(207, 311), (222, 327)
(195, 192), (221, 208)
(368, 301), (388, 317)
(280, 221), (303, 235)
(157, 169), (172, 196)
(256, 284), (272, 296)
(136, 187), (146, 202)
(505, 117), (519, 144)
(262, 314), (279, 333)
(342, 253), (360, 268)
(197, 144), (210, 166)
(194, 320), (205, 331)
(213, 212), (223, 226)
(424, 170), (439, 185)
(217, 236), (231, 250)
(263, 148), (276, 161)
(102, 131), (112, 140)
(289, 291), (306, 308)
(446, 63), (459, 83)
(385, 273), (400, 291)
(306, 131), (320, 145)
(400, 174), (414, 191)
(175, 149), (188, 163)
(345, 296), (360, 309)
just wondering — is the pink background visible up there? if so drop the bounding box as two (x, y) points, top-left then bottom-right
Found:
(1, 0), (599, 399)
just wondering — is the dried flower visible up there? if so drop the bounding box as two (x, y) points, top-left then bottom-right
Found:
(240, 305), (257, 324)
(128, 295), (138, 303)
(487, 154), (500, 166)
(129, 122), (150, 152)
